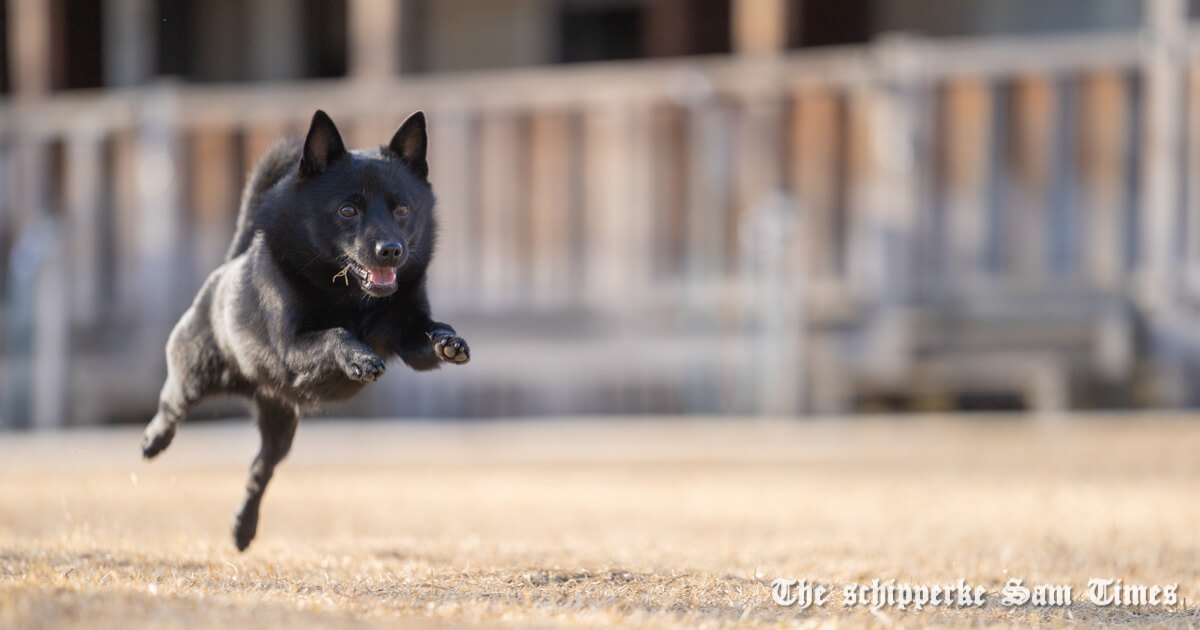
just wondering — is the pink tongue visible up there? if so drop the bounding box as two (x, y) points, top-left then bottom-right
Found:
(367, 267), (396, 285)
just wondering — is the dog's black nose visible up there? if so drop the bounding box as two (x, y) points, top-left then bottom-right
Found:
(375, 241), (404, 261)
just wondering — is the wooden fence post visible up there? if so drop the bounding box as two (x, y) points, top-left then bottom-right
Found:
(133, 87), (183, 360)
(679, 84), (731, 412)
(65, 123), (107, 327)
(427, 108), (477, 311)
(31, 220), (70, 428)
(858, 38), (924, 378)
(943, 78), (994, 291)
(739, 191), (803, 415)
(1010, 76), (1056, 282)
(478, 113), (524, 311)
(528, 109), (575, 308)
(1079, 72), (1129, 292)
(1188, 65), (1200, 294)
(189, 128), (239, 283)
(6, 0), (61, 428)
(1138, 0), (1186, 312)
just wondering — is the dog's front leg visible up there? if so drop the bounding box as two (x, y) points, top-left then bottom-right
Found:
(394, 283), (469, 371)
(426, 322), (470, 365)
(398, 319), (470, 371)
(287, 327), (386, 385)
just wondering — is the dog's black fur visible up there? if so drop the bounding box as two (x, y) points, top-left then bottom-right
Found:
(141, 110), (469, 551)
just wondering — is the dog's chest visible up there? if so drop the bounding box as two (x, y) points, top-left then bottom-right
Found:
(313, 307), (406, 357)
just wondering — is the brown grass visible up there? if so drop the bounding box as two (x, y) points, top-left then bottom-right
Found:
(1, 415), (1199, 628)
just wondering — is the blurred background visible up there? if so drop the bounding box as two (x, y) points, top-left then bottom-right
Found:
(1, 0), (1199, 427)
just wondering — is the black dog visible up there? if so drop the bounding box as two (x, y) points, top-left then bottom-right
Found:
(141, 110), (469, 551)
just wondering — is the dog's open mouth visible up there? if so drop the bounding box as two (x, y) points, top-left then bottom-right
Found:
(334, 262), (398, 294)
(361, 266), (396, 287)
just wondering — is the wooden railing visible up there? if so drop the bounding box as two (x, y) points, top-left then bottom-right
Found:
(2, 26), (1199, 426)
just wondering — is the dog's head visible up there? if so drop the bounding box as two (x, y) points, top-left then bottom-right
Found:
(281, 109), (437, 298)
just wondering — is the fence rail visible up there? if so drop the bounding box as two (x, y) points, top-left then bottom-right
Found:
(3, 25), (1200, 426)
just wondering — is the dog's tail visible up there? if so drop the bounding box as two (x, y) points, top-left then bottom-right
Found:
(224, 137), (303, 262)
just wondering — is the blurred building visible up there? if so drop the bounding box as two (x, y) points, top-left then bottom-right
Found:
(1, 0), (1198, 426)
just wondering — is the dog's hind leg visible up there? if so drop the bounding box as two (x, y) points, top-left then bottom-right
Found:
(141, 373), (197, 459)
(142, 306), (220, 459)
(232, 394), (299, 551)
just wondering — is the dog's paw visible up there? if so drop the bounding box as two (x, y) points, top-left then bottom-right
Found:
(232, 509), (258, 552)
(336, 346), (386, 382)
(141, 414), (176, 460)
(431, 331), (470, 364)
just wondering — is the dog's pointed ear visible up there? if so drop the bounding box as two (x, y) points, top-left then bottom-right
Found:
(299, 110), (347, 179)
(386, 111), (428, 180)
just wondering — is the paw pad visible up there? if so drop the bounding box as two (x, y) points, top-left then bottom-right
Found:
(431, 333), (470, 364)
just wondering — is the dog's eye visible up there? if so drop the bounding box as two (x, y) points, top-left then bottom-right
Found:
(394, 204), (410, 218)
(338, 205), (357, 218)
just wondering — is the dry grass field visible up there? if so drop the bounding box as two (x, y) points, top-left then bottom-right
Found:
(1, 414), (1199, 629)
